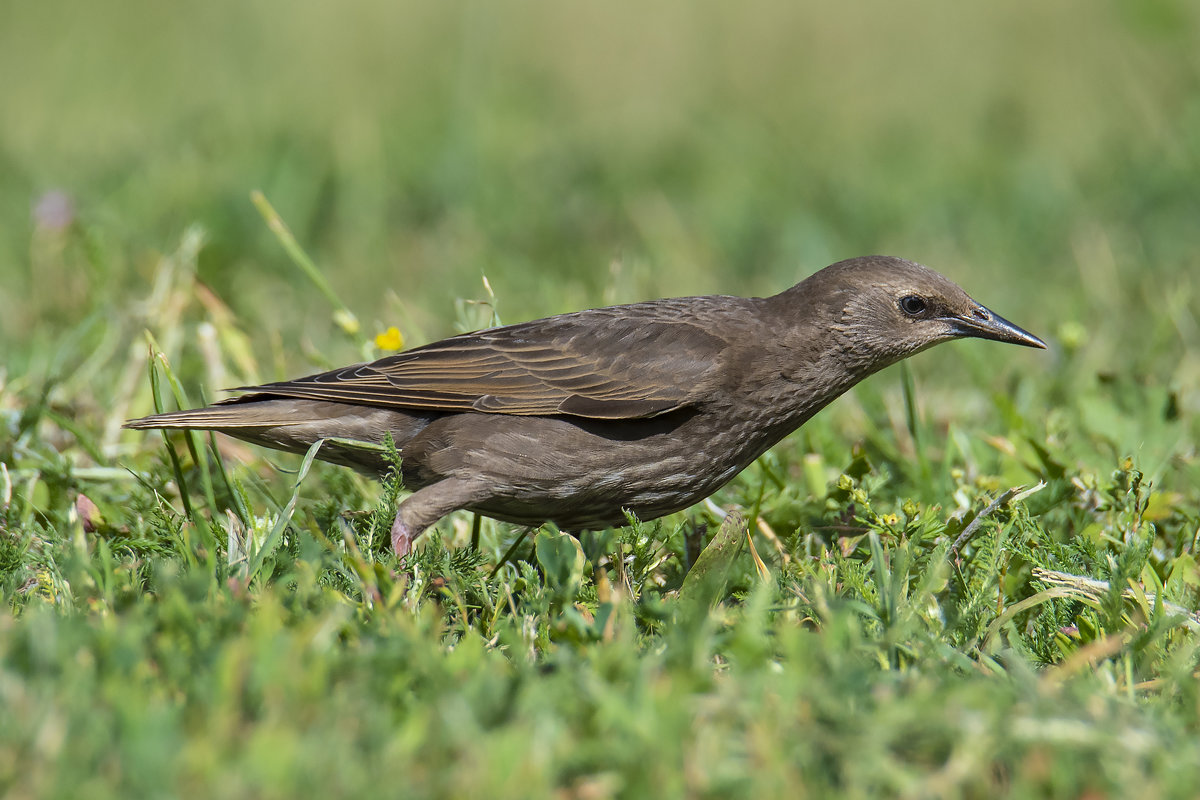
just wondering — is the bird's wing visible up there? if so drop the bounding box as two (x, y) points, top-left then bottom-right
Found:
(227, 302), (733, 420)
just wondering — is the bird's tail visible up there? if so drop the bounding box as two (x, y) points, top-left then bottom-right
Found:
(124, 402), (308, 430)
(124, 399), (429, 475)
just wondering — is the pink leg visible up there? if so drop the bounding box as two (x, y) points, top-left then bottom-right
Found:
(388, 478), (491, 558)
(390, 515), (419, 557)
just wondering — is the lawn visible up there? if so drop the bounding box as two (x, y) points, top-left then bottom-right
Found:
(2, 2), (1200, 797)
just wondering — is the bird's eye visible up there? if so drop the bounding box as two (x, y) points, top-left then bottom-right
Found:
(898, 295), (928, 317)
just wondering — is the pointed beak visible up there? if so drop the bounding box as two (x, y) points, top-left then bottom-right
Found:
(949, 305), (1047, 349)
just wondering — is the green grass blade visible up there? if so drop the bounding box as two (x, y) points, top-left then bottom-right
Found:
(246, 438), (324, 584)
(899, 361), (931, 483)
(145, 338), (194, 523)
(679, 511), (746, 608)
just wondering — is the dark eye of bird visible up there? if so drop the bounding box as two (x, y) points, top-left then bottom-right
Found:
(898, 295), (928, 317)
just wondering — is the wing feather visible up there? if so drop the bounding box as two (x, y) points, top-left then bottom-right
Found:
(224, 300), (743, 420)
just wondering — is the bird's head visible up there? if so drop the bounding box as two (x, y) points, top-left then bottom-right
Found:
(786, 255), (1046, 374)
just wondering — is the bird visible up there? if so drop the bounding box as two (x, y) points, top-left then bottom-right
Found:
(126, 255), (1046, 556)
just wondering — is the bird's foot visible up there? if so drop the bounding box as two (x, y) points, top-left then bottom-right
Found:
(391, 514), (416, 558)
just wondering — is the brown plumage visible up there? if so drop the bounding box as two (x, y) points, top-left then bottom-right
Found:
(126, 255), (1046, 556)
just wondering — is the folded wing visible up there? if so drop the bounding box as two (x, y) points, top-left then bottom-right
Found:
(225, 302), (733, 420)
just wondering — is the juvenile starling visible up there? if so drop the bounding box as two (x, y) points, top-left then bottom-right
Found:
(126, 256), (1046, 555)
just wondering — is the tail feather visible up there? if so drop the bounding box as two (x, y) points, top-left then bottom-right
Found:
(124, 398), (439, 474)
(124, 405), (303, 430)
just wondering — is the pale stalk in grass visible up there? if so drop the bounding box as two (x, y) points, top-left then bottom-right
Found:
(250, 190), (367, 352)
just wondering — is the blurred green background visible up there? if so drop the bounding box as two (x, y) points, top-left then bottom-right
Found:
(4, 0), (1198, 395)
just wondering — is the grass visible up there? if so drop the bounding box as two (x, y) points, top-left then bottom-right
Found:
(3, 1), (1200, 797)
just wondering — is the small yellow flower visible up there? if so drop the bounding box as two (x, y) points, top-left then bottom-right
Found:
(374, 326), (405, 351)
(882, 513), (899, 526)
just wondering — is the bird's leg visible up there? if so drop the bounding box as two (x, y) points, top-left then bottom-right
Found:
(389, 516), (420, 559)
(390, 478), (492, 557)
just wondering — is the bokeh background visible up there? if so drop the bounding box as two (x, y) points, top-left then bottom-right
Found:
(4, 0), (1198, 385)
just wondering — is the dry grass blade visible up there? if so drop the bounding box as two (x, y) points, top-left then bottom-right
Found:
(1032, 567), (1200, 631)
(951, 481), (1046, 558)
